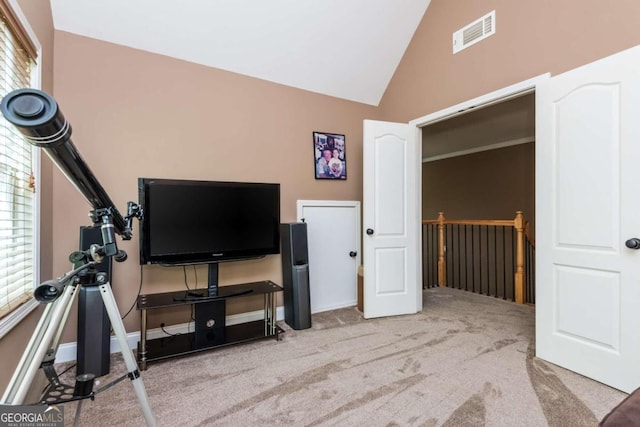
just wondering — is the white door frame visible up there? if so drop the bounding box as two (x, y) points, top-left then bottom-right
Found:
(410, 74), (550, 128)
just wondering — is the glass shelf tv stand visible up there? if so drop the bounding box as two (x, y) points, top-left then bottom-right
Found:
(136, 280), (283, 370)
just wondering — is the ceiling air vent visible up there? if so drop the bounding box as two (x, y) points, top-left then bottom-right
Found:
(453, 10), (495, 54)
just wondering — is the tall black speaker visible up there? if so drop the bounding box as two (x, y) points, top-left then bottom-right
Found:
(77, 226), (111, 377)
(280, 223), (311, 330)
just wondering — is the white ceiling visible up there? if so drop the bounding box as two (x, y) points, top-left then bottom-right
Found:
(50, 0), (432, 106)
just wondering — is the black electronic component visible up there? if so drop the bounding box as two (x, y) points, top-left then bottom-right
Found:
(280, 223), (311, 330)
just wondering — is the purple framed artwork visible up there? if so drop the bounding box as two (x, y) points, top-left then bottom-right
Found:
(313, 131), (346, 180)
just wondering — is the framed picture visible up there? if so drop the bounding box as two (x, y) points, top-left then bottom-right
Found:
(313, 131), (347, 180)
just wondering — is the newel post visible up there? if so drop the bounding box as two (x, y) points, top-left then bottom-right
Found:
(437, 212), (446, 287)
(514, 211), (525, 304)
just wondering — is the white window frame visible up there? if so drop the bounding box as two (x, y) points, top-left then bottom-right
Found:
(0, 0), (42, 339)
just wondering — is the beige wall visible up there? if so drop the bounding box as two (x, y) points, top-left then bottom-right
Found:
(52, 31), (379, 337)
(379, 0), (640, 122)
(422, 143), (535, 227)
(0, 0), (55, 394)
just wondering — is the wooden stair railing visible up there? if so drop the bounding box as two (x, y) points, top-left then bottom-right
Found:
(423, 211), (534, 304)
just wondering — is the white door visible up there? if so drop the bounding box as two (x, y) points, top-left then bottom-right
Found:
(363, 120), (421, 319)
(537, 45), (640, 393)
(297, 200), (360, 313)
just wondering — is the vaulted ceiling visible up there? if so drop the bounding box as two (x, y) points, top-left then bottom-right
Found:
(50, 0), (432, 106)
(50, 1), (537, 158)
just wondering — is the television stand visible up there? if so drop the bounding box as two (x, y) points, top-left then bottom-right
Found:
(136, 280), (283, 370)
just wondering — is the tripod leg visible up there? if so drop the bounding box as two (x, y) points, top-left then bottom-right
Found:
(2, 284), (78, 404)
(98, 283), (156, 426)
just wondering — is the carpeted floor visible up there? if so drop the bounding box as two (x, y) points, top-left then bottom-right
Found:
(59, 287), (626, 426)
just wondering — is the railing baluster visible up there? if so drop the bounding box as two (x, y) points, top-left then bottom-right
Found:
(479, 225), (484, 295)
(526, 237), (535, 304)
(422, 224), (425, 288)
(454, 224), (458, 289)
(444, 224), (448, 287)
(524, 233), (527, 300)
(426, 224), (429, 288)
(425, 224), (429, 288)
(464, 225), (468, 291)
(472, 224), (477, 293)
(502, 226), (507, 300)
(457, 224), (461, 290)
(493, 226), (497, 298)
(431, 224), (435, 288)
(437, 212), (445, 287)
(511, 226), (516, 301)
(428, 220), (433, 285)
(427, 224), (431, 288)
(485, 225), (489, 296)
(446, 224), (452, 288)
(431, 224), (439, 286)
(449, 224), (453, 288)
(508, 225), (512, 300)
(435, 224), (439, 288)
(532, 244), (536, 304)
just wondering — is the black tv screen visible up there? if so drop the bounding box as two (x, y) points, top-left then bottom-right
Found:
(138, 178), (280, 265)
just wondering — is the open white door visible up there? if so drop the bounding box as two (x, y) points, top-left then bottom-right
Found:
(363, 120), (421, 319)
(537, 45), (640, 392)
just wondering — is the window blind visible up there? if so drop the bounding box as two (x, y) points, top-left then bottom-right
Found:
(0, 8), (35, 319)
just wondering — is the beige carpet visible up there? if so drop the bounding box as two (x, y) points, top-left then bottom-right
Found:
(58, 287), (625, 426)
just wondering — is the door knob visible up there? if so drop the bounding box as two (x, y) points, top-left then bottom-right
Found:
(349, 251), (357, 258)
(366, 228), (374, 235)
(625, 238), (640, 249)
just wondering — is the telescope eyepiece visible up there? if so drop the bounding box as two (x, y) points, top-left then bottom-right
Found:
(34, 279), (65, 303)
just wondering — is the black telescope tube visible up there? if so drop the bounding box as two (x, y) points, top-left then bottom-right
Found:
(0, 89), (129, 238)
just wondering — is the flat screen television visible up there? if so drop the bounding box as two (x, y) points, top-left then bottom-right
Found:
(138, 178), (280, 265)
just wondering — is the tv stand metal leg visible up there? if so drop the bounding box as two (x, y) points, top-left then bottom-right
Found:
(139, 308), (147, 371)
(263, 294), (268, 336)
(271, 291), (277, 335)
(263, 291), (277, 337)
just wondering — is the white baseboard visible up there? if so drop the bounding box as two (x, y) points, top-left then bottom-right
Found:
(312, 300), (357, 314)
(55, 307), (285, 364)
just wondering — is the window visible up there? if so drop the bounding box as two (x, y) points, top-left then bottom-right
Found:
(0, 2), (39, 327)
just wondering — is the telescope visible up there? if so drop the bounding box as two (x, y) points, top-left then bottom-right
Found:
(0, 88), (140, 241)
(1, 89), (142, 301)
(0, 88), (155, 425)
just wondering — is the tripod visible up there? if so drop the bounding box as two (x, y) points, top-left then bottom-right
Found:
(1, 255), (156, 426)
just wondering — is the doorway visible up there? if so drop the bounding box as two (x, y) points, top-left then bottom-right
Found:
(413, 77), (546, 300)
(421, 92), (536, 298)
